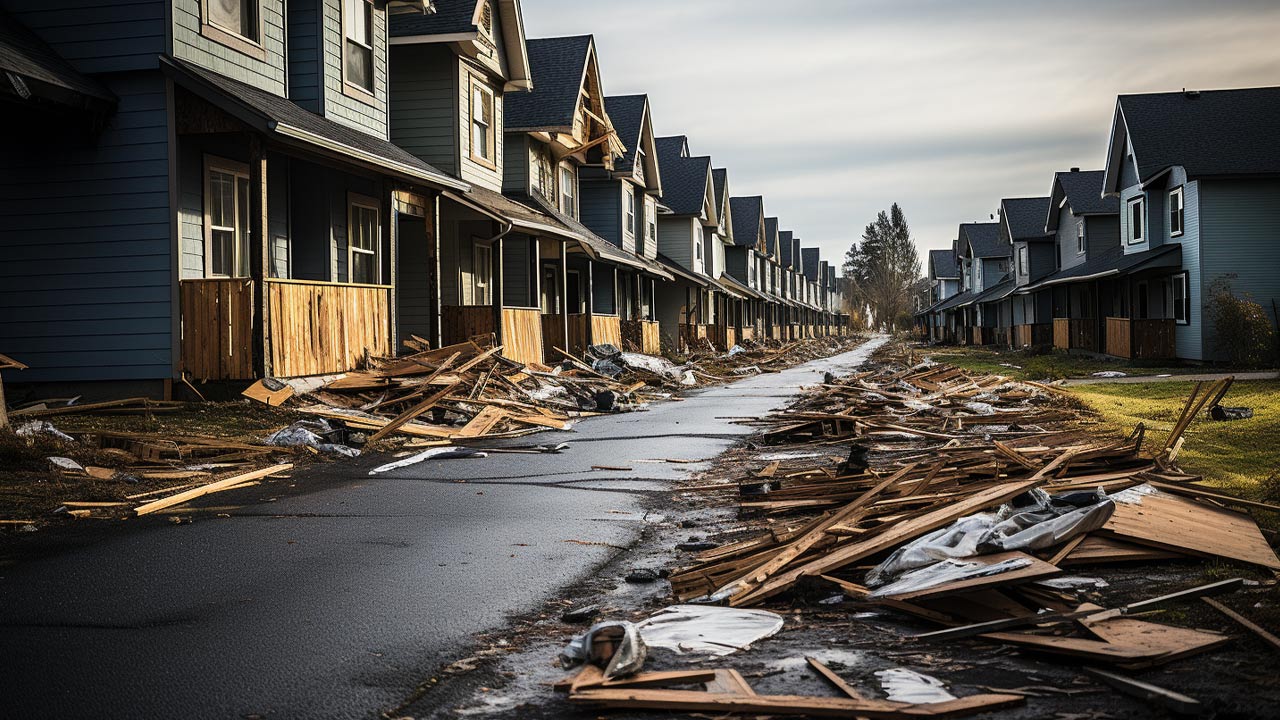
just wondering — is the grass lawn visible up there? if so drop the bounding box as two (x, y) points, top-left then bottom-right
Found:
(1065, 379), (1280, 504)
(923, 345), (1208, 381)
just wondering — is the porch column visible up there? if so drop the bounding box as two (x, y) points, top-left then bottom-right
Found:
(431, 193), (442, 348)
(248, 135), (270, 377)
(585, 259), (595, 346)
(493, 234), (505, 347)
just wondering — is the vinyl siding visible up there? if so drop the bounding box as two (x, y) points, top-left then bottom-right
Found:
(1028, 242), (1055, 282)
(287, 0), (323, 112)
(457, 62), (504, 191)
(657, 217), (695, 271)
(725, 245), (747, 282)
(3, 0), (166, 74)
(1086, 215), (1120, 258)
(579, 179), (621, 247)
(320, 0), (389, 138)
(389, 44), (457, 176)
(1198, 178), (1280, 362)
(0, 72), (173, 382)
(501, 132), (527, 194)
(1057, 205), (1086, 270)
(172, 0), (288, 96)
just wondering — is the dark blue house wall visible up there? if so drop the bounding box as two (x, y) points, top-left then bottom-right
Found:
(578, 178), (622, 248)
(2, 0), (167, 74)
(0, 72), (174, 383)
(287, 0), (324, 112)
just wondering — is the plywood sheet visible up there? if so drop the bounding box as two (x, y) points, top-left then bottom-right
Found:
(1100, 491), (1280, 570)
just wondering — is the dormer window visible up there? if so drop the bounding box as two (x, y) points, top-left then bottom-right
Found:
(469, 78), (495, 167)
(1127, 196), (1145, 244)
(343, 0), (375, 96)
(1169, 186), (1184, 237)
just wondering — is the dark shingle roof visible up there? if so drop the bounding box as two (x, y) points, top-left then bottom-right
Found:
(505, 35), (591, 131)
(1056, 169), (1117, 215)
(935, 290), (974, 312)
(729, 197), (763, 248)
(712, 168), (728, 211)
(801, 247), (820, 281)
(389, 0), (480, 36)
(1001, 197), (1053, 241)
(929, 249), (959, 279)
(656, 137), (710, 216)
(960, 222), (1008, 258)
(973, 275), (1015, 305)
(1120, 87), (1280, 183)
(0, 8), (114, 105)
(777, 228), (793, 265)
(1022, 244), (1180, 291)
(604, 94), (646, 174)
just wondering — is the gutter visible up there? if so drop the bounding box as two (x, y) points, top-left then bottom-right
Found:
(271, 122), (468, 191)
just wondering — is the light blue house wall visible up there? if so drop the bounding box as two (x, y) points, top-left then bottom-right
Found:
(1198, 178), (1280, 361)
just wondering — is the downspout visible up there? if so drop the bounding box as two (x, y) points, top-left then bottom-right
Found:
(486, 219), (515, 347)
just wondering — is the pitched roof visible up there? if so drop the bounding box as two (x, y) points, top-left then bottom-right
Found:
(960, 222), (1008, 258)
(1021, 243), (1180, 292)
(1055, 169), (1117, 215)
(163, 59), (463, 189)
(513, 190), (673, 280)
(934, 290), (974, 312)
(929, 249), (959, 279)
(712, 168), (728, 211)
(0, 8), (114, 107)
(801, 247), (820, 280)
(972, 275), (1015, 305)
(729, 197), (763, 247)
(1116, 86), (1280, 185)
(1001, 197), (1053, 242)
(777, 228), (793, 265)
(604, 94), (646, 174)
(390, 1), (481, 35)
(656, 137), (711, 216)
(505, 35), (591, 130)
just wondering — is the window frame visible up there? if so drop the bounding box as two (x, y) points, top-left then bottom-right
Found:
(346, 193), (382, 285)
(471, 239), (493, 306)
(1169, 186), (1185, 238)
(200, 0), (266, 60)
(1127, 195), (1145, 245)
(1172, 271), (1191, 325)
(203, 155), (252, 279)
(1016, 245), (1028, 276)
(468, 75), (497, 169)
(623, 185), (636, 238)
(559, 163), (576, 218)
(1075, 219), (1086, 255)
(341, 0), (377, 102)
(530, 143), (555, 205)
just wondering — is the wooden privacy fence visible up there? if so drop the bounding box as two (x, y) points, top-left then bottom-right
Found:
(1053, 317), (1097, 352)
(591, 314), (622, 349)
(500, 308), (543, 365)
(1014, 323), (1053, 348)
(180, 278), (254, 381)
(442, 304), (497, 347)
(1106, 317), (1176, 360)
(266, 279), (391, 377)
(621, 319), (661, 354)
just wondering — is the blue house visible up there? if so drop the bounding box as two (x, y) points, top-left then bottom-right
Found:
(0, 0), (466, 396)
(1000, 195), (1055, 347)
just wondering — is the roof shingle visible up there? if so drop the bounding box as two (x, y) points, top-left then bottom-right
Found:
(505, 35), (591, 130)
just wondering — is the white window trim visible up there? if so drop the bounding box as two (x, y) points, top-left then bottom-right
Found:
(1127, 195), (1145, 245)
(347, 192), (381, 285)
(623, 186), (635, 237)
(471, 239), (492, 305)
(558, 163), (576, 218)
(341, 0), (377, 101)
(1169, 186), (1185, 238)
(1076, 219), (1086, 255)
(203, 155), (251, 279)
(468, 75), (496, 168)
(1173, 270), (1191, 325)
(1017, 245), (1028, 276)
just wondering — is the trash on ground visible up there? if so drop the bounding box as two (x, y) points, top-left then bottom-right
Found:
(635, 604), (784, 656)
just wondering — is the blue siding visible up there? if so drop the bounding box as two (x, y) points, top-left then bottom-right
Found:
(579, 179), (621, 248)
(389, 44), (458, 177)
(1056, 205), (1085, 270)
(0, 72), (173, 382)
(2, 0), (166, 74)
(1198, 178), (1280, 362)
(287, 0), (324, 112)
(172, 0), (289, 96)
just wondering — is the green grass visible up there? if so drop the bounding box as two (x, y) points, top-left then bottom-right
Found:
(924, 346), (1202, 381)
(1066, 379), (1280, 500)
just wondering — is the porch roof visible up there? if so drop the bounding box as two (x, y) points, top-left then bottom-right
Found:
(972, 276), (1016, 305)
(0, 8), (115, 110)
(656, 254), (710, 287)
(163, 58), (466, 190)
(718, 273), (765, 301)
(934, 290), (974, 312)
(1018, 243), (1181, 292)
(514, 190), (675, 281)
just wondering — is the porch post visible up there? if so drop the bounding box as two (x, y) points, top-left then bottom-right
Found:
(384, 180), (397, 354)
(248, 135), (270, 378)
(559, 240), (569, 355)
(493, 234), (504, 347)
(585, 259), (595, 346)
(431, 193), (442, 348)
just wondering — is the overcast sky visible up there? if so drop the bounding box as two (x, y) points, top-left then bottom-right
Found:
(523, 0), (1280, 272)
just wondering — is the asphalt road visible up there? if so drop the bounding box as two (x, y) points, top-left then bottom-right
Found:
(0, 336), (885, 719)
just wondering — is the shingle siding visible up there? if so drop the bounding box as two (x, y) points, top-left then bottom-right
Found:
(0, 72), (173, 382)
(389, 43), (458, 176)
(172, 0), (288, 97)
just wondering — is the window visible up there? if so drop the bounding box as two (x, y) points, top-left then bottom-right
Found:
(207, 0), (258, 41)
(469, 79), (495, 166)
(1076, 220), (1086, 254)
(348, 194), (380, 284)
(623, 187), (636, 237)
(472, 242), (492, 305)
(559, 165), (576, 217)
(343, 0), (374, 95)
(1017, 245), (1028, 276)
(1169, 186), (1184, 237)
(1127, 195), (1145, 244)
(635, 149), (646, 183)
(1172, 271), (1190, 325)
(531, 144), (555, 205)
(205, 158), (250, 278)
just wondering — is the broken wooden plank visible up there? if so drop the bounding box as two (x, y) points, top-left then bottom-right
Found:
(241, 379), (294, 407)
(134, 464), (293, 515)
(1201, 597), (1280, 653)
(806, 657), (866, 700)
(365, 384), (459, 445)
(1100, 490), (1280, 570)
(568, 687), (1025, 718)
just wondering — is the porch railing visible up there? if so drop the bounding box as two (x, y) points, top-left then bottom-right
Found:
(591, 314), (622, 349)
(1053, 318), (1097, 352)
(621, 319), (661, 354)
(265, 279), (391, 377)
(180, 278), (255, 381)
(442, 304), (497, 347)
(1105, 317), (1176, 360)
(500, 308), (543, 366)
(1014, 323), (1053, 348)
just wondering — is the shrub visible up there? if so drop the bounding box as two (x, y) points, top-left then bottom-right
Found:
(1206, 278), (1278, 368)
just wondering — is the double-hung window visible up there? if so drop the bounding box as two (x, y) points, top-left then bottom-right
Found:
(559, 166), (576, 218)
(472, 242), (492, 305)
(624, 187), (636, 237)
(470, 79), (495, 166)
(1172, 271), (1190, 325)
(1169, 186), (1184, 237)
(1127, 195), (1145, 244)
(206, 0), (259, 42)
(348, 195), (380, 284)
(1076, 220), (1086, 254)
(531, 145), (555, 205)
(205, 157), (250, 278)
(343, 0), (374, 95)
(1017, 245), (1028, 276)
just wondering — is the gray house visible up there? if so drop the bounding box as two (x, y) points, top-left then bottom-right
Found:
(1098, 87), (1280, 361)
(949, 222), (1009, 344)
(1, 0), (466, 396)
(654, 134), (721, 349)
(1001, 196), (1055, 347)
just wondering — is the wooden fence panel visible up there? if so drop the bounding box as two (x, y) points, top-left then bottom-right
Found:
(267, 280), (391, 377)
(500, 308), (543, 366)
(1106, 317), (1132, 358)
(180, 278), (255, 381)
(591, 315), (622, 348)
(442, 304), (496, 347)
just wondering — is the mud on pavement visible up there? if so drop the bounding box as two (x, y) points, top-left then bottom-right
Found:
(388, 342), (1280, 720)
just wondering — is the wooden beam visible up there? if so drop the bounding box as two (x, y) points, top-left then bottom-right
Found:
(365, 383), (458, 444)
(248, 134), (270, 378)
(135, 463), (292, 515)
(1202, 597), (1280, 653)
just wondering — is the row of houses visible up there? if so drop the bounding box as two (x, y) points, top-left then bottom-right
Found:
(0, 0), (848, 395)
(915, 86), (1280, 363)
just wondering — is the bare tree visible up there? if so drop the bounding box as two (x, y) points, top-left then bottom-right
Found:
(843, 203), (921, 331)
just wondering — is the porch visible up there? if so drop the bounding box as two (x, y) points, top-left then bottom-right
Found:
(1013, 323), (1053, 348)
(622, 319), (661, 354)
(1105, 317), (1176, 360)
(1053, 317), (1098, 352)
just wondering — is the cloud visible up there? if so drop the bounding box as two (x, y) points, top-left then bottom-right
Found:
(522, 0), (1280, 271)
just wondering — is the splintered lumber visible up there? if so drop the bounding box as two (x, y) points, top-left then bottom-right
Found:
(1099, 490), (1280, 570)
(554, 668), (719, 692)
(806, 657), (867, 700)
(241, 379), (294, 406)
(454, 405), (507, 438)
(731, 479), (1043, 606)
(365, 384), (458, 444)
(1059, 535), (1184, 566)
(568, 687), (1025, 718)
(983, 619), (1228, 669)
(1201, 597), (1280, 653)
(1083, 667), (1202, 715)
(134, 463), (293, 515)
(704, 669), (757, 696)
